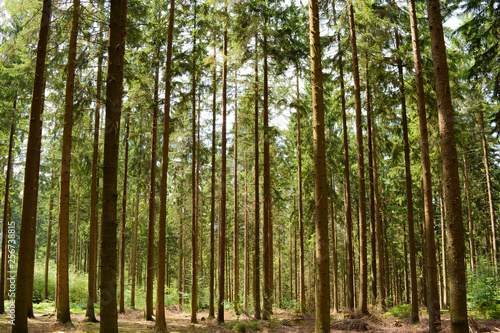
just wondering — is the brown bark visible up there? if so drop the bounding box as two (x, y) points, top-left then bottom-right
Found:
(56, 0), (80, 324)
(426, 0), (468, 330)
(330, 181), (339, 312)
(439, 185), (448, 308)
(348, 0), (368, 315)
(463, 153), (475, 272)
(119, 117), (129, 314)
(395, 22), (419, 323)
(408, 0), (437, 326)
(209, 38), (217, 319)
(154, 2), (174, 331)
(73, 196), (80, 270)
(253, 32), (261, 320)
(190, 2), (199, 323)
(244, 161), (249, 312)
(309, 0), (331, 329)
(85, 1), (103, 319)
(217, 25), (228, 324)
(179, 208), (184, 306)
(130, 186), (140, 308)
(263, 18), (272, 320)
(367, 106), (377, 306)
(145, 45), (160, 321)
(43, 166), (54, 301)
(99, 0), (126, 330)
(234, 76), (240, 315)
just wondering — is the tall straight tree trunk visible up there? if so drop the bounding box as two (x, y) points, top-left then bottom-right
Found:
(56, 0), (80, 324)
(233, 76), (240, 315)
(73, 196), (81, 269)
(217, 24), (228, 324)
(209, 38), (217, 319)
(463, 153), (475, 272)
(348, 0), (368, 315)
(146, 45), (160, 321)
(408, 0), (438, 327)
(296, 64), (306, 315)
(262, 17), (272, 320)
(426, 0), (468, 330)
(366, 66), (377, 306)
(333, 0), (355, 309)
(191, 1), (199, 323)
(0, 122), (14, 313)
(119, 117), (130, 314)
(154, 1), (174, 330)
(85, 3), (104, 319)
(479, 109), (497, 269)
(253, 33), (261, 320)
(179, 208), (184, 305)
(130, 185), (140, 308)
(330, 181), (339, 312)
(100, 0), (126, 330)
(244, 160), (249, 312)
(43, 166), (54, 301)
(308, 0), (331, 330)
(394, 23), (419, 323)
(439, 185), (448, 308)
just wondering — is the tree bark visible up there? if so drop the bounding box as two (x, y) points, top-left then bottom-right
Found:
(244, 161), (249, 312)
(217, 25), (228, 324)
(43, 166), (54, 301)
(253, 32), (261, 320)
(233, 75), (240, 315)
(145, 44), (160, 321)
(56, 0), (80, 324)
(73, 196), (81, 271)
(348, 0), (368, 315)
(426, 0), (468, 330)
(395, 22), (419, 323)
(154, 2), (174, 331)
(130, 185), (140, 308)
(330, 181), (339, 312)
(439, 185), (448, 308)
(209, 38), (217, 319)
(308, 0), (331, 330)
(462, 153), (475, 272)
(119, 117), (129, 314)
(99, 0), (126, 330)
(0, 122), (14, 314)
(85, 1), (104, 319)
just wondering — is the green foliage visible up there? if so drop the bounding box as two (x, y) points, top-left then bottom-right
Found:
(227, 320), (263, 333)
(387, 304), (412, 319)
(467, 260), (500, 318)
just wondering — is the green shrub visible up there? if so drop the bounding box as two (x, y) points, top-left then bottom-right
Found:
(467, 259), (500, 318)
(228, 320), (262, 333)
(388, 303), (411, 318)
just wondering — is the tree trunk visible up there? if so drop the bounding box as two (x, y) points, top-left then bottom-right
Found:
(480, 110), (497, 269)
(233, 75), (240, 315)
(262, 17), (272, 320)
(154, 2), (174, 331)
(146, 45), (160, 321)
(408, 0), (437, 326)
(209, 38), (217, 319)
(367, 103), (377, 306)
(190, 1), (199, 323)
(253, 32), (261, 320)
(217, 25), (228, 324)
(119, 117), (129, 314)
(130, 186), (140, 308)
(395, 22), (419, 323)
(333, 0), (355, 309)
(244, 161), (249, 312)
(463, 153), (475, 272)
(99, 0), (126, 330)
(43, 166), (54, 301)
(85, 1), (103, 319)
(0, 122), (14, 314)
(295, 64), (306, 315)
(179, 208), (184, 306)
(426, 0), (468, 330)
(330, 181), (339, 312)
(308, 0), (331, 330)
(439, 185), (448, 308)
(73, 195), (81, 270)
(348, 0), (368, 315)
(55, 0), (80, 324)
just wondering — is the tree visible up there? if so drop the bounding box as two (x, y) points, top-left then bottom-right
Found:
(154, 0), (175, 331)
(426, 0), (468, 330)
(119, 116), (130, 314)
(348, 0), (368, 315)
(12, 0), (51, 330)
(308, 0), (331, 330)
(99, 0), (127, 330)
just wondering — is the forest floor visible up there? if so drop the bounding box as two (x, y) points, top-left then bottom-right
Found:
(0, 305), (500, 332)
